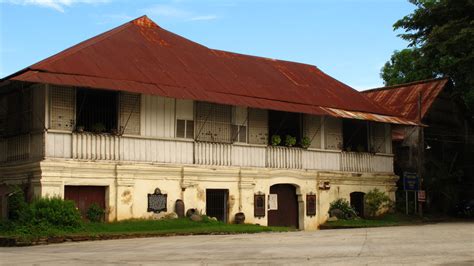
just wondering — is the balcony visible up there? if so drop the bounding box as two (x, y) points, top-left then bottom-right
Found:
(40, 132), (393, 174)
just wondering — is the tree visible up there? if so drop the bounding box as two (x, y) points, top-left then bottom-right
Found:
(381, 48), (434, 86)
(381, 0), (474, 111)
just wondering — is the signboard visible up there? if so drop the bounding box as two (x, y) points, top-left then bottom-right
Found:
(268, 194), (278, 210)
(147, 188), (167, 213)
(403, 172), (418, 191)
(306, 194), (316, 216)
(418, 190), (426, 202)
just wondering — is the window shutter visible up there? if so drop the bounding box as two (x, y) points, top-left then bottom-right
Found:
(248, 108), (268, 145)
(195, 102), (232, 143)
(119, 92), (141, 135)
(324, 116), (342, 150)
(176, 119), (186, 138)
(303, 115), (322, 149)
(185, 120), (194, 139)
(50, 86), (75, 131)
(370, 122), (386, 153)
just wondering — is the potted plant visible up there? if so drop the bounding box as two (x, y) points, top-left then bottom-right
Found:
(300, 136), (311, 149)
(91, 122), (106, 134)
(76, 125), (85, 133)
(271, 135), (281, 146)
(285, 135), (296, 147)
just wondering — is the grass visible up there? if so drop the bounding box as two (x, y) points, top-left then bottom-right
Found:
(0, 217), (290, 243)
(320, 213), (426, 229)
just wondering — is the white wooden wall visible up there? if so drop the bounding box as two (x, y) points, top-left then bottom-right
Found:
(140, 95), (175, 138)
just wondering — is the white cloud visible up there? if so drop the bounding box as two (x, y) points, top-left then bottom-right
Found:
(2, 0), (110, 12)
(189, 15), (217, 21)
(142, 4), (217, 22)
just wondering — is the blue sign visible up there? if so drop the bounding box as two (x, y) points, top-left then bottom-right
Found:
(403, 172), (418, 191)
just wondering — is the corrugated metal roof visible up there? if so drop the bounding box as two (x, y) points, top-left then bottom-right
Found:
(3, 16), (416, 125)
(363, 78), (450, 121)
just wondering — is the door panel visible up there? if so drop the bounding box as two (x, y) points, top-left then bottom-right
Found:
(64, 186), (106, 219)
(268, 184), (298, 228)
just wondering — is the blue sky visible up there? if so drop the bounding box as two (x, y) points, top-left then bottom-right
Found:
(0, 0), (415, 90)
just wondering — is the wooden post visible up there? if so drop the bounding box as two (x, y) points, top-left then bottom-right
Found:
(417, 92), (424, 217)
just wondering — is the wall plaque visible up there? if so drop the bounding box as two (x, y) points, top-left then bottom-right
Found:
(147, 188), (167, 213)
(254, 194), (266, 218)
(306, 194), (316, 216)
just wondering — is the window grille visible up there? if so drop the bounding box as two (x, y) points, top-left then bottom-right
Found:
(195, 102), (232, 143)
(119, 92), (140, 135)
(248, 108), (268, 145)
(50, 85), (75, 131)
(176, 119), (194, 139)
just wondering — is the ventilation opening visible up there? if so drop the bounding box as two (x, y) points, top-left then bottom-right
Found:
(76, 89), (118, 133)
(206, 189), (228, 222)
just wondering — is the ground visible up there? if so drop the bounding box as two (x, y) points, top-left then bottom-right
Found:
(1, 223), (473, 265)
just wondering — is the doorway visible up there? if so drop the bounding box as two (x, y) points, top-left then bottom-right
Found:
(268, 184), (299, 228)
(64, 186), (106, 219)
(350, 192), (365, 218)
(206, 189), (229, 223)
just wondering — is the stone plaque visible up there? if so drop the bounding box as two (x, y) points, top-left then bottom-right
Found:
(306, 194), (316, 216)
(254, 194), (266, 218)
(147, 188), (167, 213)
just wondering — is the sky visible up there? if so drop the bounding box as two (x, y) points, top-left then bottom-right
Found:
(0, 0), (415, 90)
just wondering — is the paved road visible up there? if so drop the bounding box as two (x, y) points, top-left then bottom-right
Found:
(1, 223), (473, 265)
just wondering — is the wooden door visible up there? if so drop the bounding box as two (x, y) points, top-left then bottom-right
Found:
(268, 184), (299, 228)
(64, 186), (106, 219)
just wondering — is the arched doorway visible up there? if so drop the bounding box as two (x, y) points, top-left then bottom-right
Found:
(268, 184), (299, 228)
(350, 192), (365, 218)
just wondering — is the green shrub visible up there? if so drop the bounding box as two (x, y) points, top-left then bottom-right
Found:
(329, 198), (357, 219)
(271, 135), (281, 146)
(27, 197), (82, 228)
(86, 203), (105, 223)
(365, 188), (393, 217)
(284, 135), (296, 147)
(300, 136), (311, 149)
(7, 186), (28, 221)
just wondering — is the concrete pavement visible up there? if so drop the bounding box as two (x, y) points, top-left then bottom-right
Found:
(1, 223), (473, 265)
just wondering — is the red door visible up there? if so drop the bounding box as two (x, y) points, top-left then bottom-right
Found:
(64, 186), (106, 219)
(268, 184), (299, 228)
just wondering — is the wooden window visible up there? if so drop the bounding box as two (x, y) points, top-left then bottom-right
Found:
(50, 85), (75, 131)
(254, 194), (266, 217)
(306, 194), (316, 216)
(370, 122), (386, 153)
(303, 114), (322, 149)
(325, 116), (342, 150)
(195, 102), (232, 143)
(119, 92), (141, 135)
(248, 108), (268, 145)
(232, 106), (248, 143)
(176, 119), (194, 139)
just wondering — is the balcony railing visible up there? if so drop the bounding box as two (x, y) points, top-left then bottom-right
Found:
(43, 132), (394, 173)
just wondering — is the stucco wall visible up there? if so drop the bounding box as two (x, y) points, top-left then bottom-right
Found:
(0, 159), (397, 229)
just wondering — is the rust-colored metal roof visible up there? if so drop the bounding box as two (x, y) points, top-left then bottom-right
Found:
(3, 16), (416, 125)
(363, 78), (450, 122)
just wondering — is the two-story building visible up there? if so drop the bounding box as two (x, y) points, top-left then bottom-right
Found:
(0, 16), (417, 229)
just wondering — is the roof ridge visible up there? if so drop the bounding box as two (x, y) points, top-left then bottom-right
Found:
(362, 77), (449, 93)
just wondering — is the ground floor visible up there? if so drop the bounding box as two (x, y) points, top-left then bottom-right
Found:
(1, 223), (472, 264)
(0, 159), (397, 229)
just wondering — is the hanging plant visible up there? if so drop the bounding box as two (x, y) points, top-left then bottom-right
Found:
(271, 135), (281, 146)
(285, 135), (296, 147)
(301, 136), (311, 149)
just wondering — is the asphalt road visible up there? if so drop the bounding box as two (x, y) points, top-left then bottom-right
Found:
(1, 223), (473, 265)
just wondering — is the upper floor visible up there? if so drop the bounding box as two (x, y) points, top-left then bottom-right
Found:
(0, 83), (395, 173)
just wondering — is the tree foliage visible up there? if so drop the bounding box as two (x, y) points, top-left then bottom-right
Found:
(381, 0), (474, 110)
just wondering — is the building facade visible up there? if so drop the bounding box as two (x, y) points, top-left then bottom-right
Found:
(0, 16), (416, 229)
